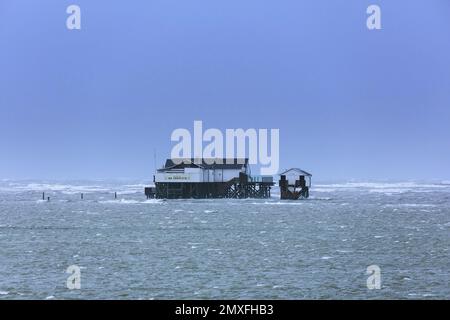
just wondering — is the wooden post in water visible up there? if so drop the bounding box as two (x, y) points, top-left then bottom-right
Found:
(81, 193), (84, 200)
(114, 192), (117, 200)
(42, 192), (45, 201)
(47, 196), (50, 202)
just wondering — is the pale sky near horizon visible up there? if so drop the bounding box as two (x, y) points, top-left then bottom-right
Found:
(1, 0), (449, 181)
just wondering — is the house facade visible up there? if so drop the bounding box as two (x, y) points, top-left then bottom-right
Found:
(154, 158), (249, 183)
(150, 158), (273, 199)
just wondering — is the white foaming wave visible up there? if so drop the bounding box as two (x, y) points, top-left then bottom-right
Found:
(315, 182), (411, 189)
(0, 181), (153, 196)
(14, 183), (111, 194)
(368, 188), (411, 194)
(251, 201), (305, 206)
(143, 199), (163, 204)
(116, 199), (140, 204)
(115, 190), (141, 195)
(313, 182), (450, 194)
(100, 199), (163, 205)
(385, 203), (437, 208)
(116, 184), (151, 195)
(311, 188), (337, 193)
(123, 184), (149, 188)
(309, 196), (332, 200)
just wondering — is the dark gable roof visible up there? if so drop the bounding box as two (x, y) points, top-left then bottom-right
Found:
(164, 158), (248, 170)
(280, 168), (312, 176)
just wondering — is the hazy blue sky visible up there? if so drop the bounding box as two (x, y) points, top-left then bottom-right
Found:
(1, 0), (449, 181)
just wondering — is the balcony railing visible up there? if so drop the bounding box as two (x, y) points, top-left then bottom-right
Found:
(249, 175), (273, 183)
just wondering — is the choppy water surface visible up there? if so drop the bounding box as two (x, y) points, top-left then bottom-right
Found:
(0, 180), (449, 299)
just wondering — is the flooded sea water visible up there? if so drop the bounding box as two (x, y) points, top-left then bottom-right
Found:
(0, 180), (449, 299)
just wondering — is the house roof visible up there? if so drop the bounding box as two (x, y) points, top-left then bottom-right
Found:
(163, 158), (248, 170)
(279, 168), (312, 176)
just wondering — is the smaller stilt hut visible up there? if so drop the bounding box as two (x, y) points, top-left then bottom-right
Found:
(279, 168), (312, 200)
